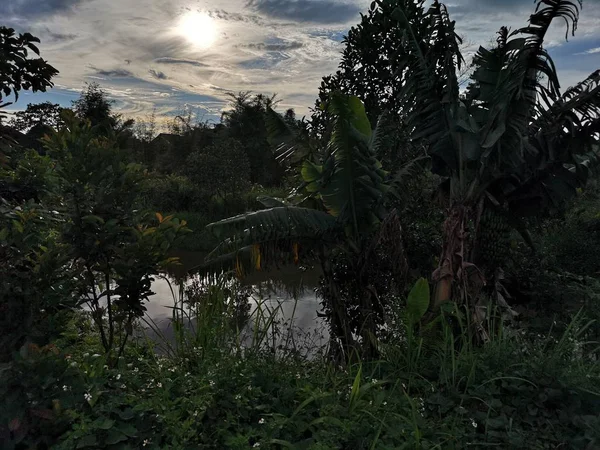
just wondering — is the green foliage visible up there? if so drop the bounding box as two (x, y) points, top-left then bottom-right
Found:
(43, 112), (187, 357)
(0, 27), (58, 107)
(406, 278), (430, 324)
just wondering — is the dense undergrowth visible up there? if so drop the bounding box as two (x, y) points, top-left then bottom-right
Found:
(2, 302), (599, 450)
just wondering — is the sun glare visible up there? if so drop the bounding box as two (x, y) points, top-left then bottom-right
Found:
(178, 11), (217, 49)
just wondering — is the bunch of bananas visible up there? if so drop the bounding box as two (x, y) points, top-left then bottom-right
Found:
(477, 208), (511, 268)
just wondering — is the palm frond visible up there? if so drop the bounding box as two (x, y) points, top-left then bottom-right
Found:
(206, 206), (339, 263)
(392, 0), (463, 173)
(265, 107), (312, 166)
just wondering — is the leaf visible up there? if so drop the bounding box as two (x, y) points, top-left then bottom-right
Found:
(97, 418), (115, 430)
(76, 435), (97, 448)
(105, 430), (128, 445)
(407, 278), (430, 323)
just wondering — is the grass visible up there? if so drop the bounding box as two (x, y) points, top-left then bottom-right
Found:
(3, 290), (600, 450)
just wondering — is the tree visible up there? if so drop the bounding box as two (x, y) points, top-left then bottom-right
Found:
(9, 102), (65, 131)
(388, 0), (599, 322)
(43, 112), (187, 360)
(206, 94), (413, 360)
(185, 137), (251, 202)
(0, 27), (58, 109)
(72, 82), (134, 135)
(221, 92), (285, 186)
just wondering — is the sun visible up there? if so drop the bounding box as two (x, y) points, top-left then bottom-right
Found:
(178, 11), (217, 49)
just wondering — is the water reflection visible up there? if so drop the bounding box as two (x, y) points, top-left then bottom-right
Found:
(143, 251), (328, 354)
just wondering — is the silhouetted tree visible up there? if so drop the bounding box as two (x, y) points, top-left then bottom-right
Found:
(0, 27), (58, 110)
(9, 102), (66, 131)
(221, 92), (284, 186)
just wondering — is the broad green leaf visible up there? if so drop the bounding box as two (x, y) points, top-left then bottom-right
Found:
(407, 278), (430, 322)
(348, 95), (372, 138)
(76, 435), (97, 448)
(105, 429), (128, 445)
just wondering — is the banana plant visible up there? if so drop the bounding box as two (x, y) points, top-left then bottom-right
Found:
(203, 94), (413, 359)
(390, 0), (599, 314)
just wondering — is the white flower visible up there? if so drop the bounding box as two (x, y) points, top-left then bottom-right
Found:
(134, 367), (139, 373)
(169, 367), (176, 373)
(120, 384), (126, 389)
(383, 401), (387, 406)
(184, 372), (190, 377)
(253, 443), (260, 448)
(70, 362), (78, 367)
(138, 357), (143, 362)
(193, 410), (199, 417)
(296, 373), (301, 379)
(369, 401), (373, 405)
(103, 365), (108, 370)
(258, 418), (265, 424)
(65, 355), (72, 360)
(235, 394), (242, 400)
(471, 418), (477, 428)
(84, 392), (92, 402)
(116, 374), (121, 380)
(143, 439), (151, 446)
(157, 382), (162, 388)
(209, 380), (215, 387)
(91, 353), (101, 358)
(371, 378), (378, 384)
(62, 385), (68, 392)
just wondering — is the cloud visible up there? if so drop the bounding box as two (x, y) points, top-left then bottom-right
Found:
(240, 41), (303, 51)
(149, 69), (167, 80)
(154, 57), (208, 67)
(0, 0), (88, 18)
(576, 46), (600, 55)
(90, 66), (133, 78)
(246, 0), (360, 24)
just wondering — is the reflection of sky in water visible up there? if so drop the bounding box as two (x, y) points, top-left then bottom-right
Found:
(143, 252), (328, 354)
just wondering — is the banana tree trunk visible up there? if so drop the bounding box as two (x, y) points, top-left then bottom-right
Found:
(432, 203), (469, 309)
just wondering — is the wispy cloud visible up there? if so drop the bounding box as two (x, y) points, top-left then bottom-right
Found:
(576, 46), (600, 55)
(4, 0), (600, 122)
(246, 0), (360, 24)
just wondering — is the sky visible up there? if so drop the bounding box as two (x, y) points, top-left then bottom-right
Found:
(3, 0), (600, 124)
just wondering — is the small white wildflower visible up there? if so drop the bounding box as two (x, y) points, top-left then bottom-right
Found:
(143, 439), (151, 447)
(401, 383), (407, 390)
(371, 378), (378, 384)
(258, 418), (265, 424)
(184, 372), (190, 377)
(247, 385), (252, 391)
(120, 384), (126, 389)
(369, 400), (373, 405)
(116, 374), (121, 380)
(169, 367), (175, 373)
(157, 382), (162, 388)
(84, 392), (92, 402)
(70, 362), (78, 367)
(65, 355), (72, 360)
(209, 380), (215, 387)
(383, 401), (387, 406)
(62, 385), (68, 392)
(296, 373), (301, 379)
(471, 418), (477, 428)
(138, 357), (143, 362)
(337, 390), (342, 395)
(193, 410), (199, 417)
(235, 394), (242, 400)
(134, 367), (139, 373)
(127, 363), (133, 368)
(91, 353), (101, 358)
(253, 443), (260, 448)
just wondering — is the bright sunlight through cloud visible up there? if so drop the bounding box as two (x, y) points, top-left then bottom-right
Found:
(177, 11), (217, 49)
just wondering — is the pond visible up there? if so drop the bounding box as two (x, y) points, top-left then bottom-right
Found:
(143, 251), (329, 354)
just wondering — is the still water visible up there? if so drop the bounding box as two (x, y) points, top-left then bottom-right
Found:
(143, 251), (328, 352)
